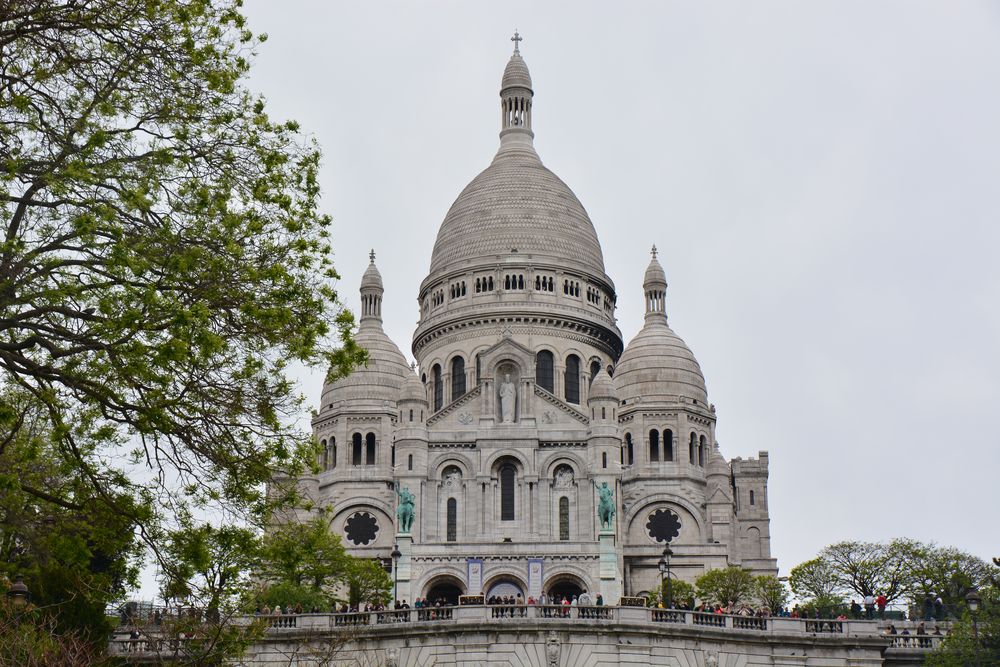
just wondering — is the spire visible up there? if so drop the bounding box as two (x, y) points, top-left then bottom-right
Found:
(359, 250), (384, 326)
(643, 245), (668, 322)
(500, 32), (534, 145)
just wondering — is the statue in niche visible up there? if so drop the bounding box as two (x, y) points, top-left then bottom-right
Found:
(499, 372), (516, 423)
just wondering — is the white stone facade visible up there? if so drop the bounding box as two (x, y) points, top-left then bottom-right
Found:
(298, 45), (778, 606)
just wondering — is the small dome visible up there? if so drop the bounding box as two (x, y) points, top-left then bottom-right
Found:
(643, 249), (667, 288)
(400, 368), (427, 404)
(588, 367), (618, 402)
(321, 326), (409, 410)
(361, 251), (383, 291)
(614, 319), (708, 406)
(501, 51), (532, 91)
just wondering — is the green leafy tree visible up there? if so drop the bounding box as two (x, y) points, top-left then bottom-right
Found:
(818, 539), (921, 602)
(346, 558), (393, 607)
(648, 578), (694, 608)
(926, 584), (1000, 667)
(260, 515), (349, 590)
(906, 546), (994, 613)
(755, 575), (789, 613)
(789, 557), (844, 606)
(1, 0), (364, 648)
(695, 567), (756, 607)
(159, 521), (260, 619)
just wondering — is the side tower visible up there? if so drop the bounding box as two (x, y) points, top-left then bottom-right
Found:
(311, 253), (409, 560)
(613, 249), (777, 596)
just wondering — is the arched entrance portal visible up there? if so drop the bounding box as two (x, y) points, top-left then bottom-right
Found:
(424, 576), (465, 606)
(546, 576), (586, 603)
(486, 579), (524, 600)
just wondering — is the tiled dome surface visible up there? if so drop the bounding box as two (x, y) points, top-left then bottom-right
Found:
(321, 324), (410, 408)
(428, 147), (607, 277)
(614, 318), (708, 406)
(501, 53), (532, 90)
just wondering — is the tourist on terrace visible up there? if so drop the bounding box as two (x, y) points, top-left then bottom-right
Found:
(933, 596), (943, 620)
(876, 593), (887, 620)
(864, 594), (875, 619)
(595, 594), (604, 606)
(850, 599), (861, 619)
(884, 624), (897, 635)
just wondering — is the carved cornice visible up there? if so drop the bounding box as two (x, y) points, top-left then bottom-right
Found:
(427, 386), (482, 426)
(534, 386), (588, 424)
(539, 441), (587, 448)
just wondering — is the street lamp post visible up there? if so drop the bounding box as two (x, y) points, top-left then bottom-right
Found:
(6, 574), (29, 608)
(391, 545), (402, 607)
(966, 589), (981, 667)
(657, 557), (666, 607)
(661, 546), (674, 608)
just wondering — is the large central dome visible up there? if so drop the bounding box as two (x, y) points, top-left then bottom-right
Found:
(426, 49), (607, 280)
(428, 148), (607, 277)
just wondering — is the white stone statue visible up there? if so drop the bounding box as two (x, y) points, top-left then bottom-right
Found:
(499, 373), (516, 423)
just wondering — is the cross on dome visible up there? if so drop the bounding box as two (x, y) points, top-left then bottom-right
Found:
(651, 244), (658, 259)
(511, 30), (522, 54)
(369, 248), (376, 264)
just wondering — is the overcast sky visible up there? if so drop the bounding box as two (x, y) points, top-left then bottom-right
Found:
(241, 1), (1000, 575)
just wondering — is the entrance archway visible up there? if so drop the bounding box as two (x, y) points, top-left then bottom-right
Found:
(486, 579), (524, 600)
(545, 575), (586, 603)
(423, 576), (465, 606)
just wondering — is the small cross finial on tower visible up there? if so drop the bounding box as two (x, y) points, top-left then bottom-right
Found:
(511, 30), (522, 54)
(369, 248), (376, 264)
(651, 244), (658, 259)
(410, 361), (416, 371)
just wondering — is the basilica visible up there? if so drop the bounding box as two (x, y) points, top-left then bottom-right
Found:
(298, 39), (778, 606)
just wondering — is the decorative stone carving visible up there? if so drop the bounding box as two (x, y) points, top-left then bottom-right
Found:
(704, 651), (718, 667)
(458, 411), (473, 425)
(385, 647), (399, 667)
(442, 467), (462, 490)
(541, 409), (555, 424)
(553, 465), (574, 490)
(545, 631), (560, 667)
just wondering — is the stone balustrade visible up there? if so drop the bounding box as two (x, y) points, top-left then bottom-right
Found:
(107, 606), (944, 663)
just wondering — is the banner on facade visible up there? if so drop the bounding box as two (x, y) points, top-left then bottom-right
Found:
(466, 558), (484, 594)
(528, 558), (543, 598)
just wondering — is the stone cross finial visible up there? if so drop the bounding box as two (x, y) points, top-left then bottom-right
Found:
(511, 30), (522, 54)
(650, 244), (658, 259)
(369, 248), (376, 264)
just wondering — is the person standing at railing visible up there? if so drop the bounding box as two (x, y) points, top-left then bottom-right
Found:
(876, 593), (887, 620)
(864, 594), (875, 619)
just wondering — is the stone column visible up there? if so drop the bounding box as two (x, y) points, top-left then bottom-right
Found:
(395, 533), (413, 605)
(599, 529), (621, 604)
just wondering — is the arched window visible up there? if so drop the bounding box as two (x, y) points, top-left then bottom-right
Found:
(663, 430), (673, 461)
(590, 360), (601, 383)
(447, 498), (457, 542)
(352, 433), (363, 466)
(559, 497), (570, 541)
(451, 357), (466, 400)
(432, 364), (443, 411)
(625, 433), (634, 465)
(500, 463), (516, 521)
(365, 432), (376, 465)
(408, 454), (413, 471)
(536, 350), (554, 393)
(689, 432), (697, 465)
(649, 429), (660, 462)
(565, 354), (580, 404)
(699, 435), (706, 467)
(331, 438), (337, 468)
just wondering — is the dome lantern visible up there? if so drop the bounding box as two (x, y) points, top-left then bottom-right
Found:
(500, 31), (534, 144)
(360, 249), (384, 326)
(643, 245), (668, 323)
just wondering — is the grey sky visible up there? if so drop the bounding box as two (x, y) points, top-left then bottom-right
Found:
(241, 1), (1000, 575)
